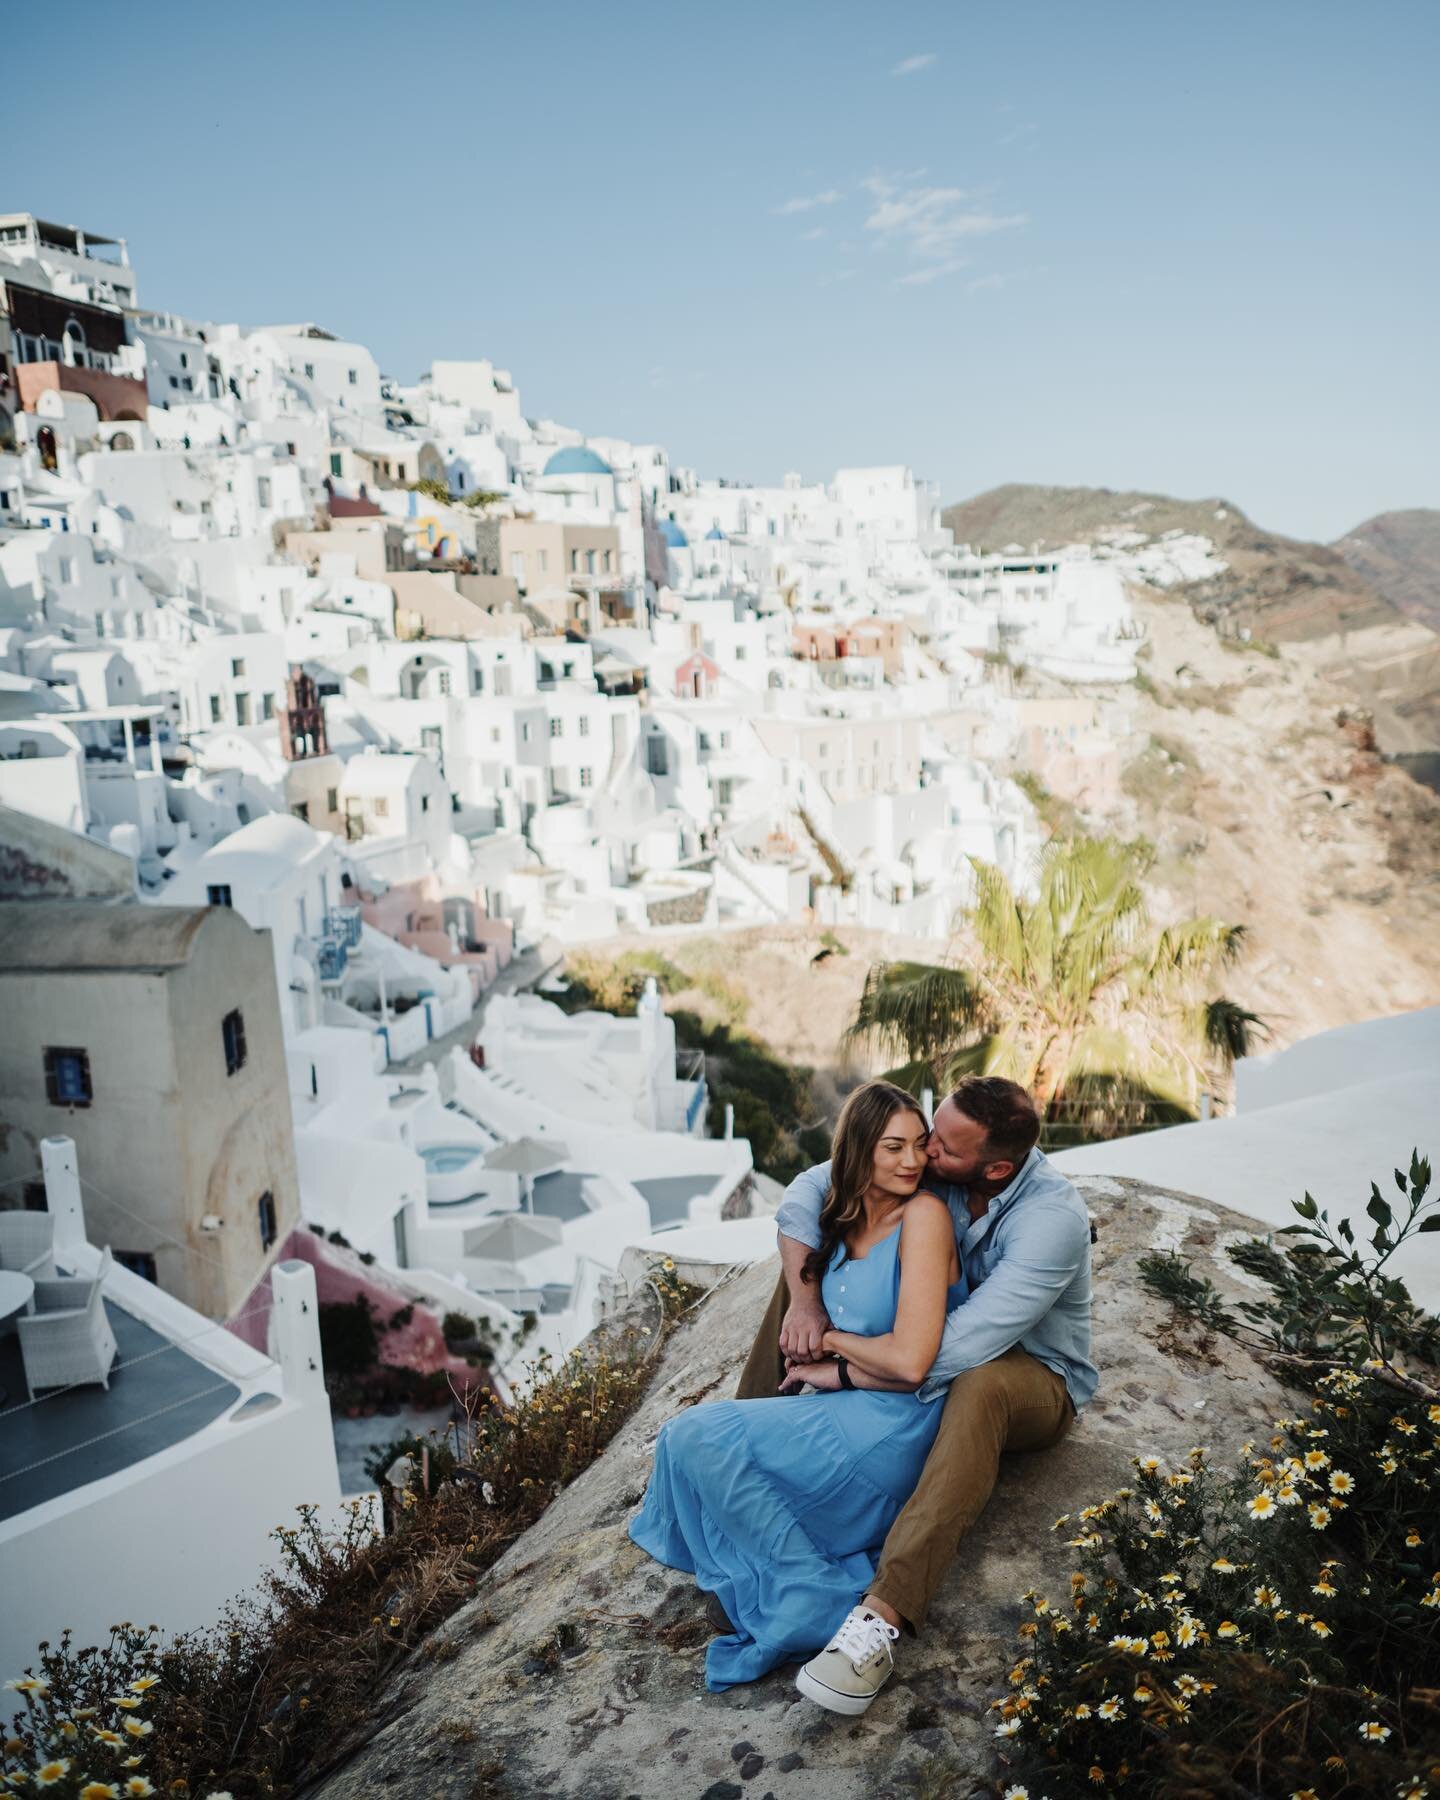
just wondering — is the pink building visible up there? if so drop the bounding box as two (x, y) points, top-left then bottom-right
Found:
(359, 874), (514, 999)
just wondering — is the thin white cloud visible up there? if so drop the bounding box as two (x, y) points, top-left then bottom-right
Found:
(773, 189), (843, 216)
(898, 258), (969, 287)
(863, 172), (1025, 283)
(801, 227), (827, 241)
(891, 52), (937, 76)
(997, 121), (1039, 147)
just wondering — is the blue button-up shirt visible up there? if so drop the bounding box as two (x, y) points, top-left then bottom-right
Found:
(775, 1147), (1098, 1412)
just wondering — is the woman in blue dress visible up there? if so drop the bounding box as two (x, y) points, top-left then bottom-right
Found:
(628, 1080), (963, 1697)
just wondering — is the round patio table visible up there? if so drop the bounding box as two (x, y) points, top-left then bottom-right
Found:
(0, 1270), (36, 1407)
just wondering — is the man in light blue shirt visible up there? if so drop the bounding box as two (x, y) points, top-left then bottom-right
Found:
(735, 1075), (1096, 1715)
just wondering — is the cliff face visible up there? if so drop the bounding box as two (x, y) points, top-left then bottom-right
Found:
(314, 1180), (1296, 1800)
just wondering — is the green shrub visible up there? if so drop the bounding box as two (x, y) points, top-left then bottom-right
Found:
(996, 1155), (1440, 1798)
(317, 1296), (378, 1377)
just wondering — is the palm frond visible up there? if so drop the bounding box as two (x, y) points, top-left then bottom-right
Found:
(847, 960), (988, 1063)
(1203, 996), (1270, 1066)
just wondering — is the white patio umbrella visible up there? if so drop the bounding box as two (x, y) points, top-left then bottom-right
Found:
(483, 1136), (570, 1213)
(462, 1211), (565, 1262)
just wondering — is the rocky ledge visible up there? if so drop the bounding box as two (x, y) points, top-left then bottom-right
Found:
(312, 1179), (1297, 1800)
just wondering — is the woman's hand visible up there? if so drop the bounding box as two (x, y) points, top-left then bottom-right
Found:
(779, 1359), (842, 1394)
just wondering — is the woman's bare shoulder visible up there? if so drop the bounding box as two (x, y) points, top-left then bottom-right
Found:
(902, 1190), (953, 1231)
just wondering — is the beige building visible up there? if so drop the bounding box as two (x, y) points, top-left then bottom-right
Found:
(389, 571), (527, 641)
(283, 517), (411, 582)
(0, 901), (300, 1320)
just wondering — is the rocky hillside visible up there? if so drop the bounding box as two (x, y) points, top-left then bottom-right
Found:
(1101, 587), (1440, 1046)
(1334, 507), (1440, 633)
(313, 1178), (1296, 1800)
(941, 483), (1405, 644)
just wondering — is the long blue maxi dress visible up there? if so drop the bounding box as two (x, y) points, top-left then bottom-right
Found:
(628, 1223), (965, 1690)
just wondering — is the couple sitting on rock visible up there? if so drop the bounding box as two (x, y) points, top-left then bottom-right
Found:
(629, 1074), (1097, 1713)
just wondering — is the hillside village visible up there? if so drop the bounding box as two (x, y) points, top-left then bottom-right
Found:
(1, 205), (1439, 1781)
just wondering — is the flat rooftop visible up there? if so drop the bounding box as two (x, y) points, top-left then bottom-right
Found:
(0, 1302), (241, 1522)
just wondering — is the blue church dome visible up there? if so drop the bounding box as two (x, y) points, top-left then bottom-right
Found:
(705, 525), (726, 541)
(542, 445), (612, 477)
(658, 517), (689, 548)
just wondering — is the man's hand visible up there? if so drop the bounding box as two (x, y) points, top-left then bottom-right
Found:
(779, 1296), (831, 1363)
(779, 1358), (842, 1395)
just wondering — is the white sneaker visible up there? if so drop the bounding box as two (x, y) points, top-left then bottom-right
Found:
(795, 1605), (900, 1715)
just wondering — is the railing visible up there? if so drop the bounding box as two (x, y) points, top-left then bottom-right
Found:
(327, 904), (363, 948)
(316, 937), (348, 981)
(685, 1080), (708, 1132)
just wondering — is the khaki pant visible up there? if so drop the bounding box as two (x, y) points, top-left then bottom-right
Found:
(736, 1272), (1073, 1631)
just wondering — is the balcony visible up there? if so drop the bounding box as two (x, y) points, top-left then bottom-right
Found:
(316, 936), (348, 982)
(327, 904), (363, 948)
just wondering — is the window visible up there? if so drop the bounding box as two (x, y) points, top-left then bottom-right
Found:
(521, 722), (532, 743)
(645, 735), (669, 776)
(570, 550), (581, 573)
(207, 884), (233, 908)
(603, 549), (614, 573)
(510, 553), (526, 581)
(257, 478), (271, 508)
(437, 670), (451, 695)
(347, 369), (358, 386)
(44, 1047), (92, 1108)
(329, 452), (342, 476)
(258, 1190), (278, 1251)
(421, 794), (430, 812)
(58, 556), (75, 584)
(115, 1249), (159, 1284)
(578, 716), (590, 738)
(235, 693), (251, 726)
(735, 646), (748, 662)
(720, 732), (731, 749)
(717, 778), (735, 806)
(585, 550), (597, 575)
(303, 362), (315, 380)
(326, 787), (339, 812)
(292, 802), (310, 822)
(538, 549), (549, 573)
(231, 657), (246, 678)
(209, 694), (222, 724)
(261, 692), (275, 720)
(373, 796), (389, 818)
(472, 669), (484, 694)
(549, 717), (563, 738)
(698, 732), (712, 752)
(579, 767), (593, 788)
(222, 1009), (247, 1076)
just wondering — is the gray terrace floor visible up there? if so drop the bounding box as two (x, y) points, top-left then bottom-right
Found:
(634, 1174), (717, 1227)
(0, 1303), (241, 1522)
(530, 1170), (595, 1223)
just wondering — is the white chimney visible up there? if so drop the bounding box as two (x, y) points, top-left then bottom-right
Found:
(41, 1135), (87, 1265)
(270, 1259), (327, 1408)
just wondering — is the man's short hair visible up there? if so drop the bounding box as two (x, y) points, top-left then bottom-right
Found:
(949, 1075), (1040, 1168)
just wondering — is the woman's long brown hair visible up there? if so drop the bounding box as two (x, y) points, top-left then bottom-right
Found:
(801, 1080), (929, 1289)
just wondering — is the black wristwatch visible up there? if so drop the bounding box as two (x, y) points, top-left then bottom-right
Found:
(836, 1357), (855, 1390)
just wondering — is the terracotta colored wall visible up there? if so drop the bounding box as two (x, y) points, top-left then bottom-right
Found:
(16, 361), (148, 422)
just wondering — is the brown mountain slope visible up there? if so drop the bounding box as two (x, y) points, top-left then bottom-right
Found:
(1334, 508), (1440, 632)
(941, 483), (1400, 643)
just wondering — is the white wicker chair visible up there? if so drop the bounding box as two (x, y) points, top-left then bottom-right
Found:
(0, 1212), (57, 1281)
(18, 1248), (118, 1400)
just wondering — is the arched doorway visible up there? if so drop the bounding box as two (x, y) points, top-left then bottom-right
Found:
(62, 321), (87, 367)
(37, 426), (58, 472)
(110, 431), (135, 452)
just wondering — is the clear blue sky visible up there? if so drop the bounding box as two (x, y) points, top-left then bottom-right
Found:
(10, 0), (1437, 542)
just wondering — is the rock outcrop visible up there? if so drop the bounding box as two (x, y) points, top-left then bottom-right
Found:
(314, 1179), (1298, 1800)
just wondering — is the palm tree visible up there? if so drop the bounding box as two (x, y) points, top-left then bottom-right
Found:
(849, 836), (1266, 1145)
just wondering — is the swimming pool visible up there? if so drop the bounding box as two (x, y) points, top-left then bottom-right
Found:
(421, 1144), (484, 1175)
